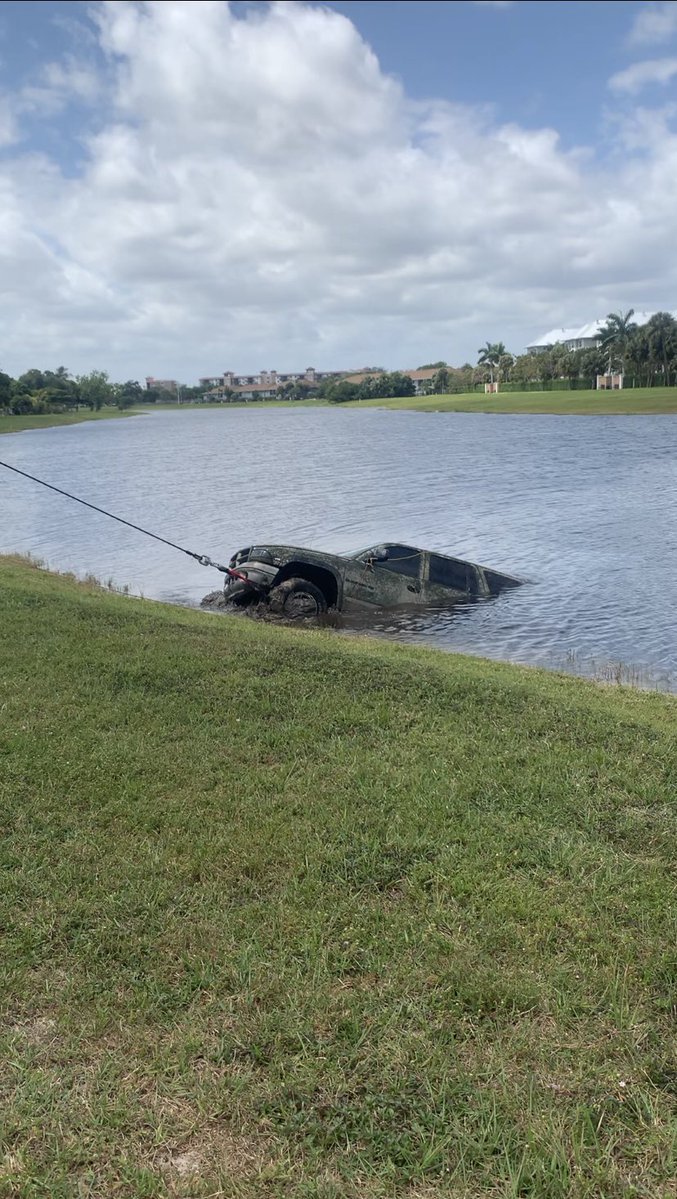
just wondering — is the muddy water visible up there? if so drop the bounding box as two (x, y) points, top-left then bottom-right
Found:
(2, 406), (676, 688)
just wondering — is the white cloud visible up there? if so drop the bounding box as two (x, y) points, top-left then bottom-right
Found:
(1, 0), (677, 379)
(472, 2), (514, 8)
(609, 55), (677, 93)
(628, 1), (677, 46)
(18, 56), (103, 117)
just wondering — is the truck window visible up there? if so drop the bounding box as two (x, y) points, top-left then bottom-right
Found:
(376, 545), (422, 579)
(429, 554), (474, 591)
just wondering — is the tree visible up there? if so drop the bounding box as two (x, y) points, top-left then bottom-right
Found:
(477, 341), (507, 384)
(578, 347), (604, 385)
(510, 354), (537, 387)
(599, 309), (636, 375)
(531, 350), (556, 386)
(497, 353), (514, 383)
(0, 370), (13, 408)
(387, 372), (415, 397)
(448, 364), (474, 393)
(433, 367), (450, 394)
(76, 370), (114, 410)
(15, 369), (46, 393)
(326, 381), (360, 404)
(114, 380), (144, 409)
(43, 368), (79, 409)
(646, 312), (677, 385)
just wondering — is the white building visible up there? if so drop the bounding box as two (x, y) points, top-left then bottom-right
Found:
(526, 311), (677, 354)
(200, 367), (338, 400)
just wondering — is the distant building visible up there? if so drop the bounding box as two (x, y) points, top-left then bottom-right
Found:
(145, 376), (178, 393)
(526, 311), (677, 354)
(202, 367), (340, 401)
(195, 364), (441, 401)
(407, 368), (438, 394)
(341, 371), (383, 387)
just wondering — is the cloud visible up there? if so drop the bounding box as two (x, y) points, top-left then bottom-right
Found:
(609, 55), (677, 93)
(628, 1), (677, 46)
(0, 94), (19, 146)
(472, 2), (514, 8)
(1, 0), (677, 380)
(18, 55), (103, 116)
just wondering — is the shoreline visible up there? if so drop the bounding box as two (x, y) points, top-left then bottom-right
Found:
(0, 408), (141, 435)
(3, 384), (677, 434)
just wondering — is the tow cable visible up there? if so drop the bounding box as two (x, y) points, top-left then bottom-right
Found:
(0, 459), (256, 588)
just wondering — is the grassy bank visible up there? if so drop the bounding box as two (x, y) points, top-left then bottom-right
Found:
(0, 409), (140, 436)
(1, 557), (675, 1198)
(351, 386), (677, 415)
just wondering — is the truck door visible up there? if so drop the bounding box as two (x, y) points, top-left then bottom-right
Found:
(371, 545), (425, 604)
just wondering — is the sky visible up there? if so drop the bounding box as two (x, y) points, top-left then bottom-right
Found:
(1, 0), (677, 382)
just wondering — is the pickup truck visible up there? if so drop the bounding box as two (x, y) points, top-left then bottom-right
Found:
(223, 542), (522, 618)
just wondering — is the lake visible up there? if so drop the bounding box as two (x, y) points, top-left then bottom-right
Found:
(2, 407), (676, 689)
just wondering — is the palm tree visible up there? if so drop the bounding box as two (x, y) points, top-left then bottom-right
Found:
(646, 312), (677, 385)
(598, 309), (636, 376)
(477, 341), (507, 384)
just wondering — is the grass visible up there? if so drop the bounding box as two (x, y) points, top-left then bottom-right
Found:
(349, 387), (677, 415)
(0, 409), (140, 436)
(1, 555), (675, 1198)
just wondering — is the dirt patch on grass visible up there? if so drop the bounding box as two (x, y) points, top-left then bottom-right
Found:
(160, 1146), (203, 1179)
(156, 1127), (276, 1188)
(9, 1015), (57, 1045)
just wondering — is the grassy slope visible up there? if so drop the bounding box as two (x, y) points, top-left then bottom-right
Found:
(350, 387), (677, 415)
(0, 409), (140, 436)
(1, 558), (675, 1199)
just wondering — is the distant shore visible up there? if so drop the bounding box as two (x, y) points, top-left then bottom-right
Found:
(3, 385), (677, 436)
(0, 408), (139, 435)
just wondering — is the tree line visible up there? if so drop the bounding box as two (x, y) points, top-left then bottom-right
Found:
(321, 372), (416, 404)
(0, 367), (146, 416)
(468, 311), (677, 393)
(0, 367), (217, 416)
(3, 310), (676, 414)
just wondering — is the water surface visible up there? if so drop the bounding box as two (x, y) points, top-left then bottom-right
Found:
(2, 407), (676, 688)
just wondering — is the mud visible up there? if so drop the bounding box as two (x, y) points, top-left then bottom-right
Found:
(200, 589), (341, 627)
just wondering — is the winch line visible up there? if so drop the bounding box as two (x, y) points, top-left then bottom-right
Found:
(0, 458), (243, 579)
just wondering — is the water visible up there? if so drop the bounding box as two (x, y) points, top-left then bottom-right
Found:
(2, 407), (676, 689)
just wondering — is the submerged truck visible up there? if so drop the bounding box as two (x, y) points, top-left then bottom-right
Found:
(223, 542), (522, 618)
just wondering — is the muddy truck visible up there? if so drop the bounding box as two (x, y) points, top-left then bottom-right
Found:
(220, 542), (522, 618)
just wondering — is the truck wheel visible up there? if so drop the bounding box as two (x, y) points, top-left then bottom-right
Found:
(269, 577), (328, 618)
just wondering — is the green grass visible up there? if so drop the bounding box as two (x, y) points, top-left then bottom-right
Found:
(0, 409), (140, 436)
(349, 387), (677, 415)
(1, 557), (675, 1198)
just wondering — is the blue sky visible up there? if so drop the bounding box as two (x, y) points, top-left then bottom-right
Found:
(1, 1), (677, 379)
(326, 1), (643, 147)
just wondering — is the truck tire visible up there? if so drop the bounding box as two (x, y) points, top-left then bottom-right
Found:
(269, 577), (328, 618)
